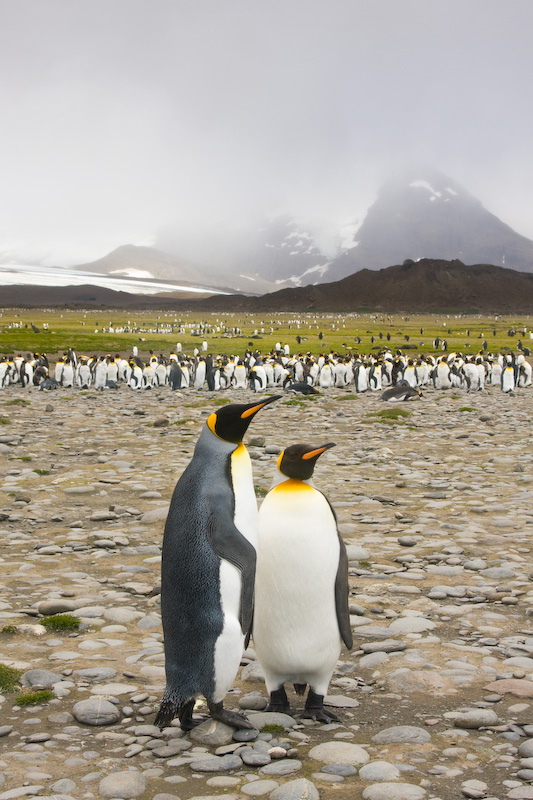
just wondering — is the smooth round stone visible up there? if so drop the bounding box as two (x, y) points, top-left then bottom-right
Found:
(461, 779), (489, 798)
(241, 661), (266, 682)
(309, 741), (369, 765)
(90, 683), (138, 696)
(20, 669), (61, 688)
(518, 739), (533, 758)
(51, 778), (76, 792)
(233, 727), (260, 742)
(37, 599), (77, 615)
(189, 753), (243, 771)
(359, 761), (401, 782)
(103, 606), (143, 623)
(269, 778), (319, 800)
(241, 779), (279, 796)
(484, 679), (533, 698)
(99, 770), (147, 798)
(371, 726), (431, 745)
(507, 789), (533, 800)
(206, 776), (241, 787)
(346, 544), (370, 560)
(74, 668), (117, 681)
(321, 764), (358, 777)
(388, 617), (436, 634)
(74, 605), (105, 617)
(72, 698), (121, 726)
(189, 720), (236, 746)
(259, 759), (302, 776)
(152, 794), (183, 800)
(137, 614), (162, 628)
(0, 726), (13, 737)
(362, 783), (426, 800)
(240, 748), (271, 766)
(238, 693), (268, 711)
(453, 709), (498, 729)
(247, 712), (297, 730)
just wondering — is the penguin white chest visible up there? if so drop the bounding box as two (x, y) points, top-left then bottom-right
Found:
(254, 481), (341, 692)
(212, 443), (257, 701)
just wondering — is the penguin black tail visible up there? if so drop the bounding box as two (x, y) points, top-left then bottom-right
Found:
(154, 695), (179, 729)
(293, 683), (307, 696)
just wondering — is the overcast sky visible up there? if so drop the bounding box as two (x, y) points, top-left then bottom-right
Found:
(1, 0), (532, 266)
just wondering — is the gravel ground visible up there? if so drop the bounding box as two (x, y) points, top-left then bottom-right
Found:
(0, 382), (532, 800)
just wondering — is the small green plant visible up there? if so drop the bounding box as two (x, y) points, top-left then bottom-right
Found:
(0, 663), (22, 692)
(4, 398), (30, 406)
(1, 625), (17, 634)
(283, 399), (305, 407)
(15, 689), (54, 706)
(458, 406), (476, 412)
(0, 417), (10, 425)
(365, 408), (411, 422)
(40, 614), (80, 632)
(335, 394), (358, 400)
(358, 560), (372, 568)
(254, 486), (268, 497)
(18, 456), (32, 462)
(211, 397), (232, 405)
(261, 723), (284, 733)
(33, 468), (50, 475)
(173, 419), (194, 426)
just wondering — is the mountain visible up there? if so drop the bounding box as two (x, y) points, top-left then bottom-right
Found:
(4, 259), (533, 312)
(323, 169), (533, 283)
(74, 244), (277, 296)
(234, 215), (330, 284)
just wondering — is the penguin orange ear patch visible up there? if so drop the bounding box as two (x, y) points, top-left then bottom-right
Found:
(207, 413), (217, 435)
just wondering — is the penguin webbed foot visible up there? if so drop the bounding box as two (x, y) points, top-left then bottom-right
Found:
(265, 686), (291, 715)
(301, 690), (340, 724)
(178, 698), (207, 731)
(207, 700), (255, 730)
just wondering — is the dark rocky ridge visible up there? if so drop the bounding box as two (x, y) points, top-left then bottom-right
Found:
(2, 258), (533, 312)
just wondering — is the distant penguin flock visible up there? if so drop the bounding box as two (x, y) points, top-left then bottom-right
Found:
(0, 346), (531, 394)
(155, 398), (352, 730)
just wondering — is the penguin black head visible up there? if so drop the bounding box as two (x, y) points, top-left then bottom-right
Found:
(277, 442), (336, 481)
(207, 396), (281, 444)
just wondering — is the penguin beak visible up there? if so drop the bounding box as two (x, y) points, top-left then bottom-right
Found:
(240, 395), (282, 419)
(302, 442), (336, 460)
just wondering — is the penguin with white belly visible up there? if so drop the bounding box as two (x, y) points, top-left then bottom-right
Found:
(155, 395), (281, 731)
(253, 442), (353, 722)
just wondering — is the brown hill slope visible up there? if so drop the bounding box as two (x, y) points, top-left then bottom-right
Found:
(200, 259), (533, 313)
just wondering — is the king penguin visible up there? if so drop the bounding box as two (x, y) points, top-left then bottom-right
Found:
(252, 442), (353, 722)
(155, 395), (281, 731)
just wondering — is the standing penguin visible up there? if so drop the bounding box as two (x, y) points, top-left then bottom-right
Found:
(155, 396), (281, 731)
(253, 442), (352, 722)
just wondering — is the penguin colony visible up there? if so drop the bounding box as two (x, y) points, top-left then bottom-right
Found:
(155, 398), (353, 730)
(0, 347), (531, 393)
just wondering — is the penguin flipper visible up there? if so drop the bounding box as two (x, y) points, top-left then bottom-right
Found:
(334, 533), (353, 650)
(207, 513), (256, 636)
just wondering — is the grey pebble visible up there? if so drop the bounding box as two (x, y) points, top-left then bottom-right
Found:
(269, 778), (320, 800)
(98, 770), (147, 798)
(371, 726), (431, 744)
(259, 759), (303, 776)
(72, 698), (121, 725)
(189, 753), (243, 771)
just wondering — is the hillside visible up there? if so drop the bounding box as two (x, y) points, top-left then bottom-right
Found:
(2, 259), (533, 312)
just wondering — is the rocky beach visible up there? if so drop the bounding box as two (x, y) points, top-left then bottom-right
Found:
(1, 383), (532, 800)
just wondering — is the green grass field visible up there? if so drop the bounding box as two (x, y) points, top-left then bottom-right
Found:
(0, 308), (530, 360)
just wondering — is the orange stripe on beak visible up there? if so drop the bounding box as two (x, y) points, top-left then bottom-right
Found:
(302, 445), (334, 460)
(241, 403), (267, 419)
